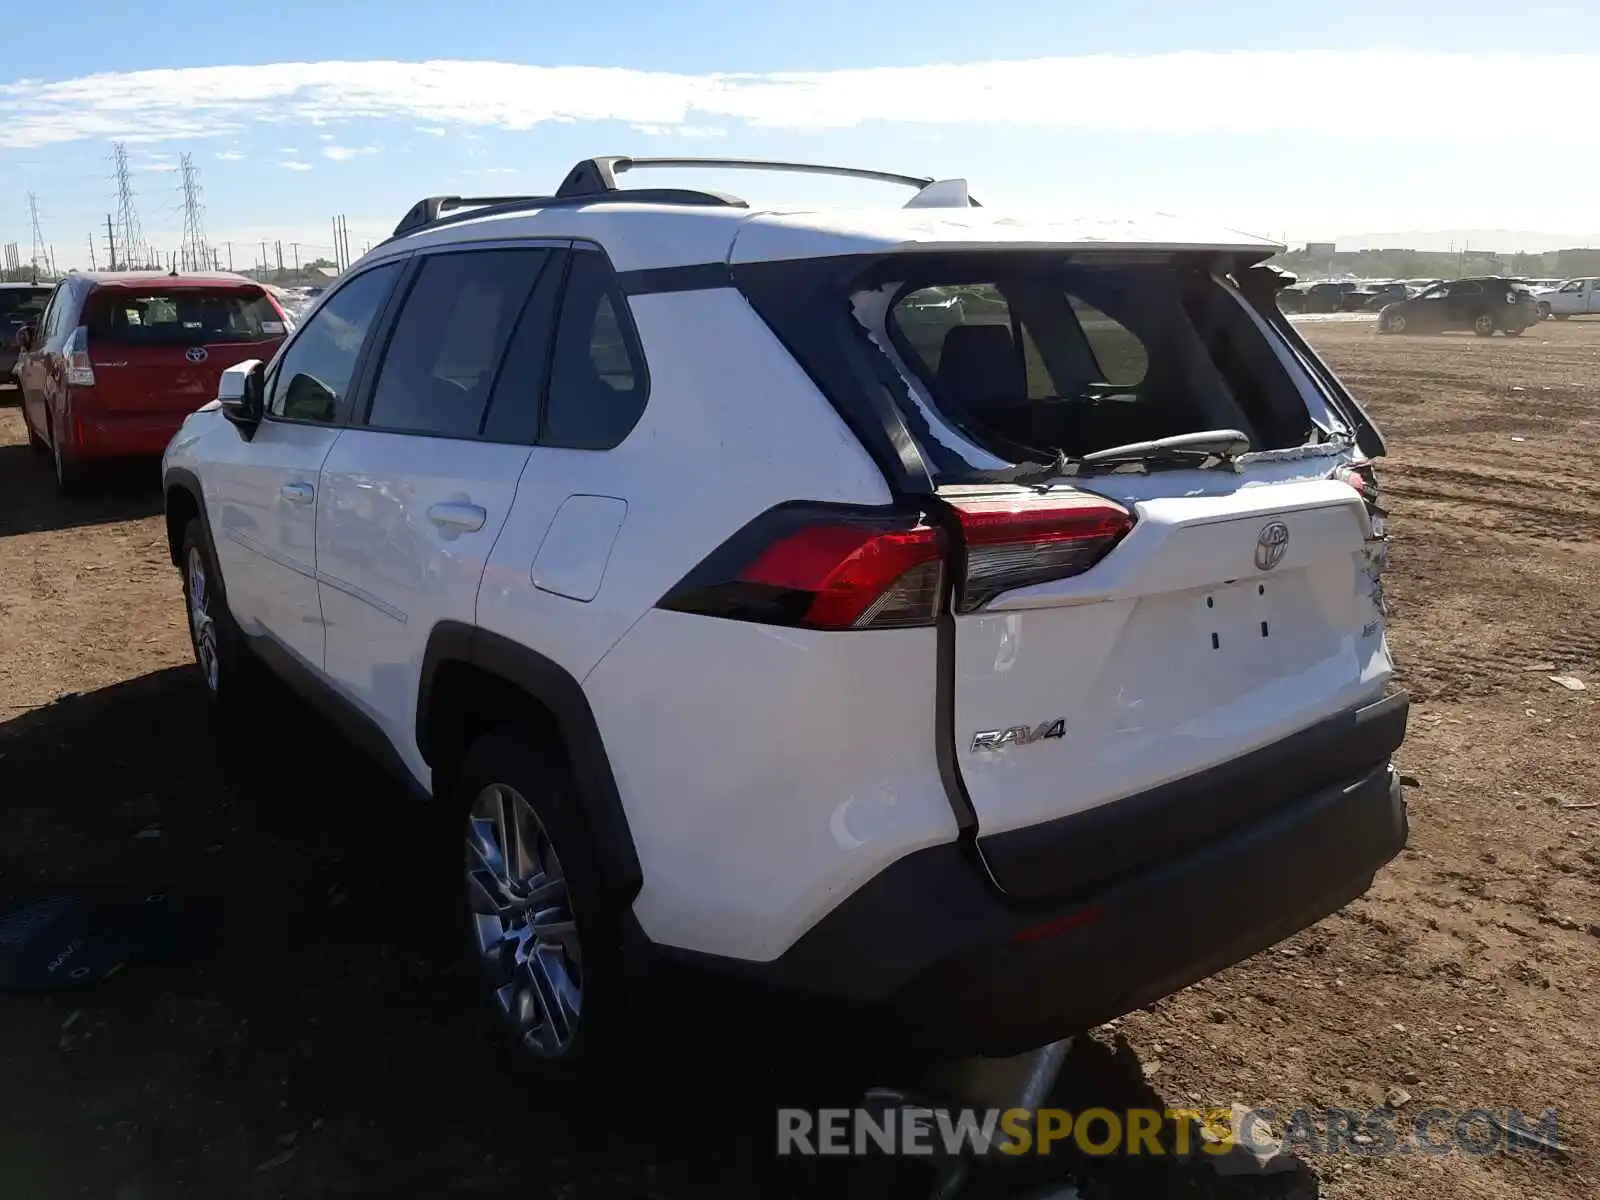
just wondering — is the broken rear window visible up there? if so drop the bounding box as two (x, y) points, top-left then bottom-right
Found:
(879, 257), (1318, 465)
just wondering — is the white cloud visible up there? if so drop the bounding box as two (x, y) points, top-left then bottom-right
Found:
(415, 126), (446, 136)
(214, 150), (245, 161)
(279, 160), (312, 171)
(2, 52), (1598, 149)
(632, 123), (727, 139)
(322, 143), (377, 161)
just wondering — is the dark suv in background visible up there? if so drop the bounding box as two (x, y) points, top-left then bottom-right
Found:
(1, 282), (53, 386)
(1377, 278), (1540, 337)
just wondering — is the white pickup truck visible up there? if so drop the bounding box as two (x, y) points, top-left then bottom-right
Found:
(1534, 277), (1600, 320)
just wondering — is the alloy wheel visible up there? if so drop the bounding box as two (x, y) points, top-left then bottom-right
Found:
(186, 546), (220, 694)
(466, 783), (583, 1057)
(1474, 314), (1496, 336)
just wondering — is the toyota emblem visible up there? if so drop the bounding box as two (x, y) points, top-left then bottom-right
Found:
(1254, 521), (1290, 571)
(185, 346), (208, 364)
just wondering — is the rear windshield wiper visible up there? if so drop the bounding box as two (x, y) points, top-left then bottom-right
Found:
(1072, 429), (1251, 475)
(980, 430), (1250, 486)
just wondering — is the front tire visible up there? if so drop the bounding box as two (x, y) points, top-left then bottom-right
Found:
(1504, 325), (1525, 337)
(455, 729), (626, 1085)
(1472, 313), (1497, 337)
(1553, 313), (1570, 321)
(1538, 302), (1551, 320)
(179, 517), (260, 712)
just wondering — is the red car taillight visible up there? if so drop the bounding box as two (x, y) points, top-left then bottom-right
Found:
(658, 504), (946, 631)
(948, 492), (1135, 612)
(63, 326), (95, 387)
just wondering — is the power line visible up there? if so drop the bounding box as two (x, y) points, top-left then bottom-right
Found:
(27, 192), (47, 277)
(112, 143), (146, 269)
(178, 153), (210, 272)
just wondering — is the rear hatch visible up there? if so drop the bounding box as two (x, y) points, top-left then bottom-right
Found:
(739, 236), (1396, 901)
(81, 282), (288, 412)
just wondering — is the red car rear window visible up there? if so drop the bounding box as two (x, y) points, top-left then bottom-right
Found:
(86, 287), (285, 345)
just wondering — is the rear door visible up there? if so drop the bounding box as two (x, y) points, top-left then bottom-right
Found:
(82, 282), (289, 415)
(875, 260), (1390, 844)
(315, 242), (566, 784)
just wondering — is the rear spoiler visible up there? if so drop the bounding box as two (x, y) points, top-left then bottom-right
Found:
(1237, 264), (1387, 459)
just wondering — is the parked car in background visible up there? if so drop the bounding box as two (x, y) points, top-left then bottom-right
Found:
(1302, 280), (1361, 313)
(1535, 277), (1600, 321)
(1340, 282), (1410, 312)
(16, 271), (291, 492)
(1377, 278), (1539, 337)
(1, 282), (53, 385)
(1276, 283), (1309, 313)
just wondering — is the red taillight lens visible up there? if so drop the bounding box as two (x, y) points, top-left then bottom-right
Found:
(659, 504), (945, 631)
(950, 492), (1134, 612)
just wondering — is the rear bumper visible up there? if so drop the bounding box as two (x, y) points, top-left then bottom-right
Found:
(651, 693), (1410, 1062)
(71, 407), (188, 460)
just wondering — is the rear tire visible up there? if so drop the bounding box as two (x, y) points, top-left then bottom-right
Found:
(48, 418), (86, 495)
(1553, 313), (1570, 321)
(1504, 325), (1525, 337)
(453, 727), (629, 1088)
(1379, 309), (1407, 334)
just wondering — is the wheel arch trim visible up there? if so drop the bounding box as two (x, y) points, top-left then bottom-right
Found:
(417, 621), (644, 901)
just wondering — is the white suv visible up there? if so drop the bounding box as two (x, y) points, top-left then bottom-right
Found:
(161, 156), (1409, 1074)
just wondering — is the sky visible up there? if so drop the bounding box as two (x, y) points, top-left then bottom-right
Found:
(4, 0), (1600, 270)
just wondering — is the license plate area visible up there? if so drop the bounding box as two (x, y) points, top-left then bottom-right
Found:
(1197, 579), (1286, 678)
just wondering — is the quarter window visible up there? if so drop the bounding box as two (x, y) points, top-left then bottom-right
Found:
(542, 249), (649, 450)
(267, 262), (401, 424)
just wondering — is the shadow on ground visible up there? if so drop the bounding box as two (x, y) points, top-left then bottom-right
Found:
(0, 442), (163, 538)
(0, 670), (1322, 1199)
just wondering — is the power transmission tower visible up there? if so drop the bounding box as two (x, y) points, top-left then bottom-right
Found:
(112, 143), (145, 269)
(178, 153), (209, 272)
(27, 192), (47, 277)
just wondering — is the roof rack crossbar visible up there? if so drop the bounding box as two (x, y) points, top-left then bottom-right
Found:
(555, 156), (937, 199)
(390, 187), (745, 240)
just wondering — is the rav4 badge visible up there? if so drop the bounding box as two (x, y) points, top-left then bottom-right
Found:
(971, 719), (1066, 752)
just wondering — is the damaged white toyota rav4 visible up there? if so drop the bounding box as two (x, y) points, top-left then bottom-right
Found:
(161, 156), (1407, 1073)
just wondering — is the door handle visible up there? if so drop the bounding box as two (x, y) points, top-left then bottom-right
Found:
(280, 481), (315, 504)
(427, 502), (487, 533)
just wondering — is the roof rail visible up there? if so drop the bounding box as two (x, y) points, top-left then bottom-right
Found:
(389, 187), (745, 239)
(555, 156), (948, 199)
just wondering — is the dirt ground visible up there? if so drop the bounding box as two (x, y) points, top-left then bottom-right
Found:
(1, 320), (1596, 1199)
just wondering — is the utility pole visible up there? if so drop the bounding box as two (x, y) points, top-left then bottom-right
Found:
(177, 153), (209, 271)
(260, 240), (268, 274)
(104, 213), (118, 271)
(88, 234), (97, 271)
(112, 143), (145, 270)
(275, 239), (284, 276)
(226, 241), (233, 272)
(290, 242), (300, 271)
(27, 192), (47, 277)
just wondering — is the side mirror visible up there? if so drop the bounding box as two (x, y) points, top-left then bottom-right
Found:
(15, 324), (34, 352)
(218, 359), (265, 438)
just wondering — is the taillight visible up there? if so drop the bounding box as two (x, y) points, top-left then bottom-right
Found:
(948, 492), (1134, 612)
(63, 326), (95, 387)
(658, 503), (945, 631)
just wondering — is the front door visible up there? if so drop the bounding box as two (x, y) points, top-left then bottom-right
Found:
(207, 260), (404, 671)
(316, 244), (565, 783)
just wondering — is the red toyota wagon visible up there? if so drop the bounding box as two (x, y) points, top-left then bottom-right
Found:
(15, 272), (291, 493)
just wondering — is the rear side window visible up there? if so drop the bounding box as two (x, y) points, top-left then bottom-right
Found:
(86, 288), (284, 345)
(542, 249), (649, 450)
(365, 248), (553, 438)
(884, 259), (1312, 463)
